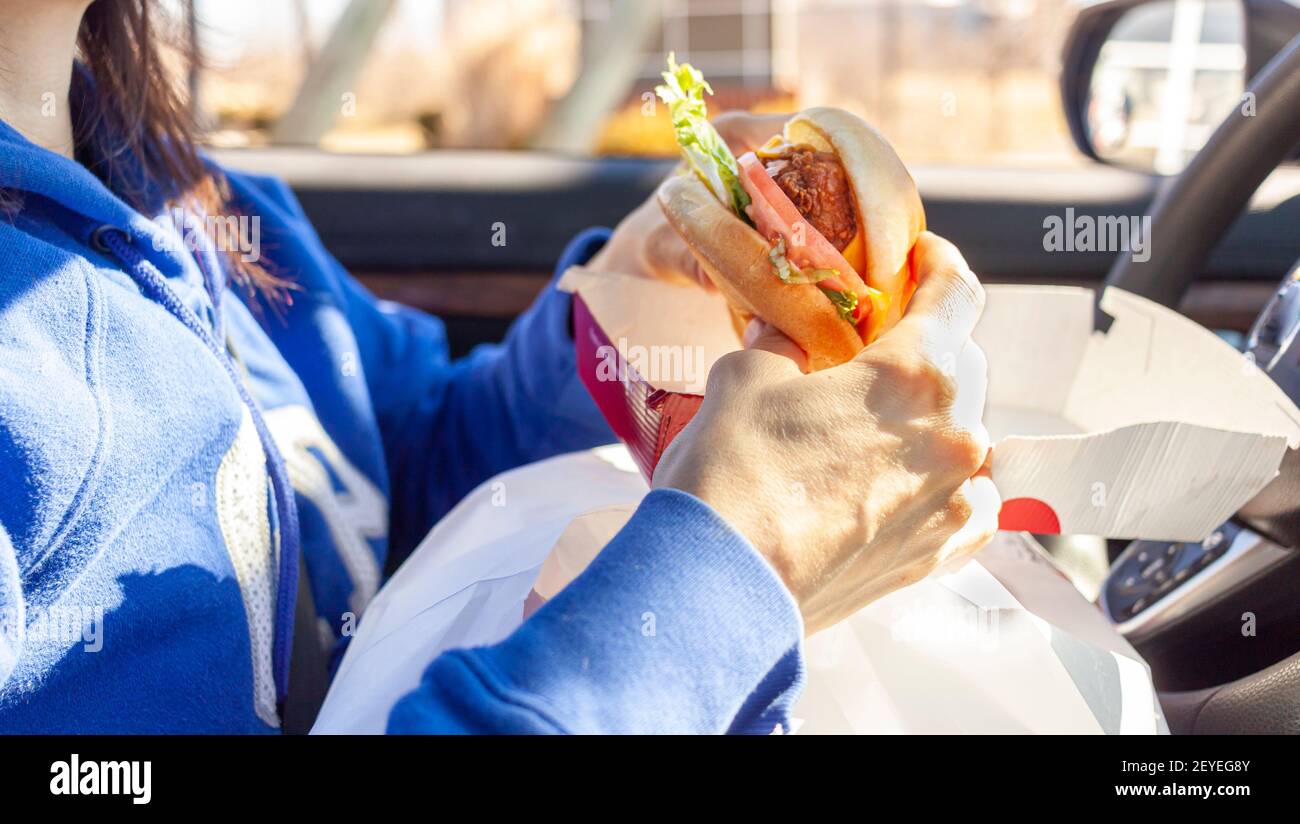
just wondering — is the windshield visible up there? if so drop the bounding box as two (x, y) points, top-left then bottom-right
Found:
(186, 0), (1083, 165)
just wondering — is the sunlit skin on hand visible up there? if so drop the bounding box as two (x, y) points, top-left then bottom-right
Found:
(654, 232), (999, 634)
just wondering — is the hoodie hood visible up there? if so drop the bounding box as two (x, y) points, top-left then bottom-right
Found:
(0, 68), (303, 716)
(0, 67), (226, 298)
(1, 71), (146, 231)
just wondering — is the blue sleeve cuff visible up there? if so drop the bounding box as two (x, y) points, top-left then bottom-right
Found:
(555, 227), (613, 280)
(390, 488), (805, 734)
(509, 227), (614, 439)
(531, 226), (611, 351)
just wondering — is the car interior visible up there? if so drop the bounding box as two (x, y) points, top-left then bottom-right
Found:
(202, 0), (1300, 733)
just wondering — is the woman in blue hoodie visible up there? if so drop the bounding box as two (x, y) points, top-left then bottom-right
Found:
(0, 0), (997, 734)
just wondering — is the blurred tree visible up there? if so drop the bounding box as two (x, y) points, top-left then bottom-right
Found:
(531, 0), (663, 152)
(270, 0), (397, 145)
(435, 0), (581, 149)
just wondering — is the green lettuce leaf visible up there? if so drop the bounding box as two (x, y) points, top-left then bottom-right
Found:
(818, 286), (860, 324)
(655, 54), (751, 219)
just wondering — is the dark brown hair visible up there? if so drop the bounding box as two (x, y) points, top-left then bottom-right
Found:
(73, 0), (289, 306)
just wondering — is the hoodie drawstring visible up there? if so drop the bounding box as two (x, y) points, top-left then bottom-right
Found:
(95, 226), (300, 711)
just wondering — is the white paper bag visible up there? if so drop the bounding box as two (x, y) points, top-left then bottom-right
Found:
(314, 446), (1164, 735)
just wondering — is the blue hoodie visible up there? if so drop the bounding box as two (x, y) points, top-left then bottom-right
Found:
(0, 78), (803, 733)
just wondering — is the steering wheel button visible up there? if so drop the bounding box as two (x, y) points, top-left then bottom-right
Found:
(1139, 558), (1165, 579)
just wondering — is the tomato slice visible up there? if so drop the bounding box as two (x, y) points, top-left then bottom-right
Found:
(736, 152), (870, 298)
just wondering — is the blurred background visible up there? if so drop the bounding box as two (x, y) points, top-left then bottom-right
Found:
(180, 0), (1084, 164)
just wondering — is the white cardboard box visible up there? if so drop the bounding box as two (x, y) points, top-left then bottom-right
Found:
(560, 268), (1300, 541)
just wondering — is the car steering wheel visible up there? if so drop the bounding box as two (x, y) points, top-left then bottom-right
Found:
(1100, 35), (1300, 734)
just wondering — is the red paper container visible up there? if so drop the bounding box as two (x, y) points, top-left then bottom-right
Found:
(574, 293), (704, 480)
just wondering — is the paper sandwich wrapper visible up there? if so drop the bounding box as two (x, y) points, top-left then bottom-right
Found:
(559, 266), (1300, 541)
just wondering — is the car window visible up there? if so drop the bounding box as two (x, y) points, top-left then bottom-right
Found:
(190, 0), (1088, 165)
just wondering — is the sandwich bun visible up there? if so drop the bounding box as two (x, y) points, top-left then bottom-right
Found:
(658, 107), (925, 371)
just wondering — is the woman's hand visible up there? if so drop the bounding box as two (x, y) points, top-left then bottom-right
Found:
(587, 112), (789, 288)
(653, 232), (999, 635)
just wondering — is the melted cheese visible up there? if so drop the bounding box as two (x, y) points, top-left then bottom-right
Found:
(755, 135), (793, 159)
(841, 225), (867, 279)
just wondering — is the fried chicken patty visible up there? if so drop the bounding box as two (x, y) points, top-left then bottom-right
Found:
(764, 148), (858, 252)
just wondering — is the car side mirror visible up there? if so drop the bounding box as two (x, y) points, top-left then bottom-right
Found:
(1061, 0), (1300, 174)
